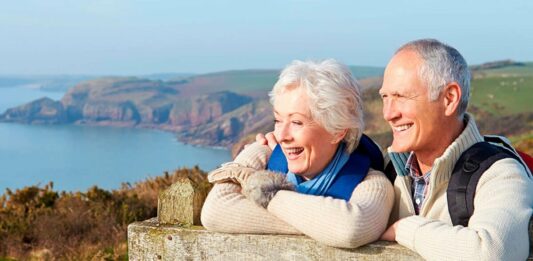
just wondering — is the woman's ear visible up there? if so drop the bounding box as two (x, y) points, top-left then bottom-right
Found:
(331, 129), (348, 144)
(443, 82), (462, 117)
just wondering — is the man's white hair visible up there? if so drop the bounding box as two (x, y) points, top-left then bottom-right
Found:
(396, 38), (471, 118)
(269, 59), (364, 153)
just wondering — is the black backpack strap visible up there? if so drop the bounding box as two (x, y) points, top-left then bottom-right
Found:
(447, 142), (520, 227)
(384, 161), (397, 184)
(483, 135), (516, 153)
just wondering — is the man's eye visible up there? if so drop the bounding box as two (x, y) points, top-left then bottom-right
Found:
(292, 121), (303, 125)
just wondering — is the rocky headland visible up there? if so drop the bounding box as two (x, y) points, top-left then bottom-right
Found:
(2, 62), (531, 156)
(0, 69), (287, 150)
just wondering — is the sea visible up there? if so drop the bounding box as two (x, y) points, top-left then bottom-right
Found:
(0, 85), (231, 194)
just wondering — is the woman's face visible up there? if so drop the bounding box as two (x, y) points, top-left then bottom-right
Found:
(273, 87), (340, 180)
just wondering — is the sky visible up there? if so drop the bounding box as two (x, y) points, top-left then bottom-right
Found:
(1, 0), (532, 75)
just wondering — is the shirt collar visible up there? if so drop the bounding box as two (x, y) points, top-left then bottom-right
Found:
(405, 152), (431, 180)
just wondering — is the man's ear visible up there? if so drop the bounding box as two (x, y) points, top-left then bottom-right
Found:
(331, 129), (348, 144)
(443, 82), (462, 117)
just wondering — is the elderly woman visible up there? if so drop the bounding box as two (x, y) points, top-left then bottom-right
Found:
(201, 59), (394, 248)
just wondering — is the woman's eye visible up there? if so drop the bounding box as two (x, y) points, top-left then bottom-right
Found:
(292, 121), (303, 126)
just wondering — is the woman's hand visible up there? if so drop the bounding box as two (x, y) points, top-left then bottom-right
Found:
(255, 132), (278, 151)
(242, 170), (294, 208)
(207, 163), (256, 185)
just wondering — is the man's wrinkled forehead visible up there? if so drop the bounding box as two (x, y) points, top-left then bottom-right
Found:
(380, 51), (424, 90)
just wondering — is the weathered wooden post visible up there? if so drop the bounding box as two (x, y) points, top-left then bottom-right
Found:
(157, 168), (212, 226)
(129, 169), (533, 260)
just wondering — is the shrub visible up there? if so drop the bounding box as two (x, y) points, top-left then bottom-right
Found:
(0, 167), (206, 260)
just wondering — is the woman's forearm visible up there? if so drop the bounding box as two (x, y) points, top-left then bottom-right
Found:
(201, 182), (300, 235)
(267, 171), (394, 248)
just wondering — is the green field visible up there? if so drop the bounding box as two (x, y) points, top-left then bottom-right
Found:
(182, 66), (385, 97)
(470, 76), (533, 115)
(473, 62), (533, 78)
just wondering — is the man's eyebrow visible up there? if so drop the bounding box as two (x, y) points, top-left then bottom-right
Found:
(379, 90), (401, 96)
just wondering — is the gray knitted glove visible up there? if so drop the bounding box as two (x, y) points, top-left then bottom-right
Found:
(207, 162), (256, 185)
(242, 170), (295, 208)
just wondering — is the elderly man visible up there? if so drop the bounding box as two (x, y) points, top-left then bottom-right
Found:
(378, 38), (533, 260)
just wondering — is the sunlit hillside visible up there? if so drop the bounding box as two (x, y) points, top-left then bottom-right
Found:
(226, 60), (533, 155)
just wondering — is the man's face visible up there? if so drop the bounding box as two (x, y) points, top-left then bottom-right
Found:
(379, 50), (447, 155)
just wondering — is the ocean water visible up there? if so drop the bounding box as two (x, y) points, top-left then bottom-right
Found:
(0, 86), (231, 193)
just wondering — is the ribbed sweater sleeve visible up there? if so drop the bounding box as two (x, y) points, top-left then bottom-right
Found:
(201, 143), (299, 234)
(268, 170), (394, 248)
(391, 115), (533, 260)
(201, 182), (300, 234)
(201, 142), (395, 248)
(396, 158), (533, 260)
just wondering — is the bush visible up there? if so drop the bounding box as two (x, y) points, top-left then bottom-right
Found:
(0, 167), (206, 260)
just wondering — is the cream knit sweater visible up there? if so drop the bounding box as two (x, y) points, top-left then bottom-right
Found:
(201, 143), (394, 248)
(389, 114), (533, 260)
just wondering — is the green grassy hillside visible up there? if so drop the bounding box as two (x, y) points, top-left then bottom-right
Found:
(472, 62), (533, 77)
(175, 66), (384, 98)
(233, 61), (530, 155)
(470, 76), (533, 115)
(3, 62), (530, 154)
(177, 70), (278, 98)
(466, 62), (533, 154)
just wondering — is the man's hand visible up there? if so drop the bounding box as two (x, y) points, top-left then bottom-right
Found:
(255, 132), (278, 151)
(380, 220), (400, 241)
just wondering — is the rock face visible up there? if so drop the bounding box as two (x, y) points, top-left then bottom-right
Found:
(0, 77), (257, 146)
(167, 91), (252, 127)
(1, 97), (67, 124)
(0, 68), (394, 148)
(178, 99), (273, 147)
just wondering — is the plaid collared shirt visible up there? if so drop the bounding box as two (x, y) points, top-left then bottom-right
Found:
(405, 152), (432, 215)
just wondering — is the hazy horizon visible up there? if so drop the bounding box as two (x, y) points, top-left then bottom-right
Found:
(1, 0), (532, 75)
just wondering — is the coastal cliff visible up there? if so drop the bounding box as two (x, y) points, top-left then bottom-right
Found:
(1, 62), (532, 154)
(0, 77), (259, 147)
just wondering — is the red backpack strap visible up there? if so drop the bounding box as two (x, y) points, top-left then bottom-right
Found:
(516, 150), (533, 172)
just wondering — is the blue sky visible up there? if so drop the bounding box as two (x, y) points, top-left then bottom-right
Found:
(1, 0), (532, 75)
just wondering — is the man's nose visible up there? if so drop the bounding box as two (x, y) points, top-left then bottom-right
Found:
(382, 99), (400, 122)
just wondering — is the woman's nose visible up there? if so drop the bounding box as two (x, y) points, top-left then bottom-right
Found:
(275, 123), (292, 142)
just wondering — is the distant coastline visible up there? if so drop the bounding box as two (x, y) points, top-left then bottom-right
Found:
(1, 61), (531, 155)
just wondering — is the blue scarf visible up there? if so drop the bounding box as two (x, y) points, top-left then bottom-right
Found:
(286, 143), (350, 196)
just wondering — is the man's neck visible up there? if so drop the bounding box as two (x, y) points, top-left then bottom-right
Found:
(416, 117), (466, 174)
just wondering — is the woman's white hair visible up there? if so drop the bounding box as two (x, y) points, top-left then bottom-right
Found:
(269, 59), (364, 153)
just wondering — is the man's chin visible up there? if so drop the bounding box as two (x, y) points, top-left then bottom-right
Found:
(391, 142), (411, 153)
